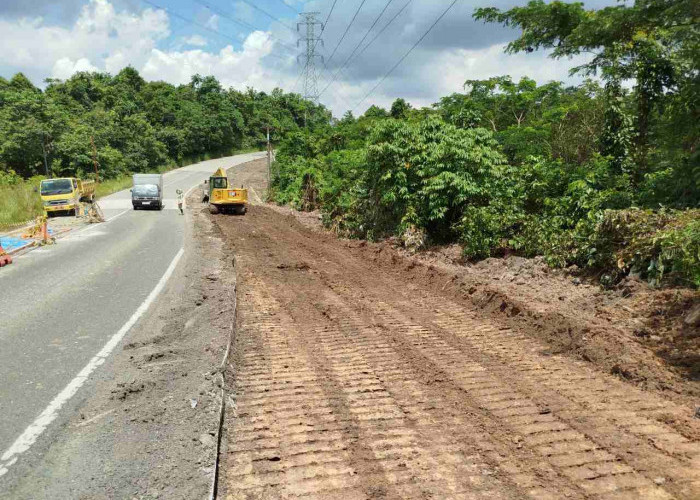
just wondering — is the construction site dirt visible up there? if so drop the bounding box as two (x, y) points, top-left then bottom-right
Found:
(210, 160), (700, 499)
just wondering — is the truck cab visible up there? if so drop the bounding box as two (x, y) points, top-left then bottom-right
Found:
(40, 177), (95, 216)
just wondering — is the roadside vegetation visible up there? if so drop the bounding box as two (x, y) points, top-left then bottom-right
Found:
(0, 171), (43, 228)
(272, 0), (699, 288)
(0, 70), (329, 227)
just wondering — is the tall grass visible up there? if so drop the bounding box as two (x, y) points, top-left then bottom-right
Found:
(0, 183), (43, 228)
(94, 175), (133, 198)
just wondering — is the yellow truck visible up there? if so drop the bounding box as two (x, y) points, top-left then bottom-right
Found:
(206, 167), (248, 215)
(40, 177), (96, 216)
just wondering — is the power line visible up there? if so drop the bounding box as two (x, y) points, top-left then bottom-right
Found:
(317, 0), (413, 91)
(352, 0), (412, 63)
(316, 46), (356, 112)
(291, 71), (304, 93)
(326, 0), (369, 65)
(237, 0), (296, 32)
(315, 0), (412, 110)
(318, 0), (396, 98)
(312, 0), (338, 53)
(141, 0), (288, 60)
(320, 0), (412, 100)
(191, 0), (297, 53)
(353, 0), (460, 112)
(273, 0), (300, 16)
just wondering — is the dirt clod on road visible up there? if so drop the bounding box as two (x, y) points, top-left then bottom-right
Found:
(210, 163), (700, 499)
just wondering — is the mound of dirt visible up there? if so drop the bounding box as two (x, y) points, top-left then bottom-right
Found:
(352, 239), (700, 405)
(264, 188), (700, 405)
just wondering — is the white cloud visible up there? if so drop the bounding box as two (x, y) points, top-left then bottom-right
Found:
(0, 0), (168, 80)
(141, 31), (294, 90)
(51, 57), (98, 79)
(183, 35), (208, 47)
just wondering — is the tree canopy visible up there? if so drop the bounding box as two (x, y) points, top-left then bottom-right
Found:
(0, 68), (331, 180)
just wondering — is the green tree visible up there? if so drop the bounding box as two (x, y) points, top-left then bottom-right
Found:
(389, 98), (412, 119)
(474, 0), (699, 184)
(1, 69), (330, 181)
(363, 105), (388, 119)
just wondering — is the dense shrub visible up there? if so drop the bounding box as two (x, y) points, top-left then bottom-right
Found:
(272, 75), (698, 287)
(584, 210), (700, 287)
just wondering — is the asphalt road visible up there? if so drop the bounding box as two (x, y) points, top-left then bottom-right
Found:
(0, 152), (265, 487)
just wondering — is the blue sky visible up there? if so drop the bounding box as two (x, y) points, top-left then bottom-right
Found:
(0, 0), (618, 115)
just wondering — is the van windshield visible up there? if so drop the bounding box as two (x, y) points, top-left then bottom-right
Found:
(133, 185), (159, 197)
(41, 179), (73, 195)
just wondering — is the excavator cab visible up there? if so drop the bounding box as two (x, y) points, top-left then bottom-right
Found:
(208, 167), (248, 215)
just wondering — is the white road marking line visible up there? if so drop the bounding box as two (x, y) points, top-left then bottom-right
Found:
(55, 208), (129, 241)
(105, 209), (129, 223)
(0, 247), (185, 475)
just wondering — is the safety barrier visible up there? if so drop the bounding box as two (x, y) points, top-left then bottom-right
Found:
(0, 218), (35, 232)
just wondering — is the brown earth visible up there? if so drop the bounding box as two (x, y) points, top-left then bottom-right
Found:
(400, 247), (700, 403)
(212, 159), (700, 499)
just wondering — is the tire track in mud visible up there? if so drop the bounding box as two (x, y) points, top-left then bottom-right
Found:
(226, 282), (529, 499)
(315, 274), (700, 498)
(215, 205), (700, 500)
(318, 262), (700, 499)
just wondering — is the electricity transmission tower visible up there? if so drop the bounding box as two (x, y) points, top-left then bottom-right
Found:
(297, 12), (324, 103)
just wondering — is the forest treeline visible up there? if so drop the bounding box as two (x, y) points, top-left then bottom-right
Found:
(272, 0), (699, 287)
(0, 68), (330, 183)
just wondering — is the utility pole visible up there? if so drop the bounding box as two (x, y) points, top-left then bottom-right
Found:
(266, 126), (272, 191)
(90, 136), (99, 183)
(266, 125), (272, 197)
(297, 12), (323, 104)
(40, 133), (50, 178)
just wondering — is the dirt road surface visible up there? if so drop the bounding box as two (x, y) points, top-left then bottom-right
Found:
(211, 159), (700, 499)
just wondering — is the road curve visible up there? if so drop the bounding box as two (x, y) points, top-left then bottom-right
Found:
(0, 152), (265, 484)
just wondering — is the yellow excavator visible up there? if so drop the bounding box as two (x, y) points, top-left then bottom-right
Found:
(205, 167), (248, 215)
